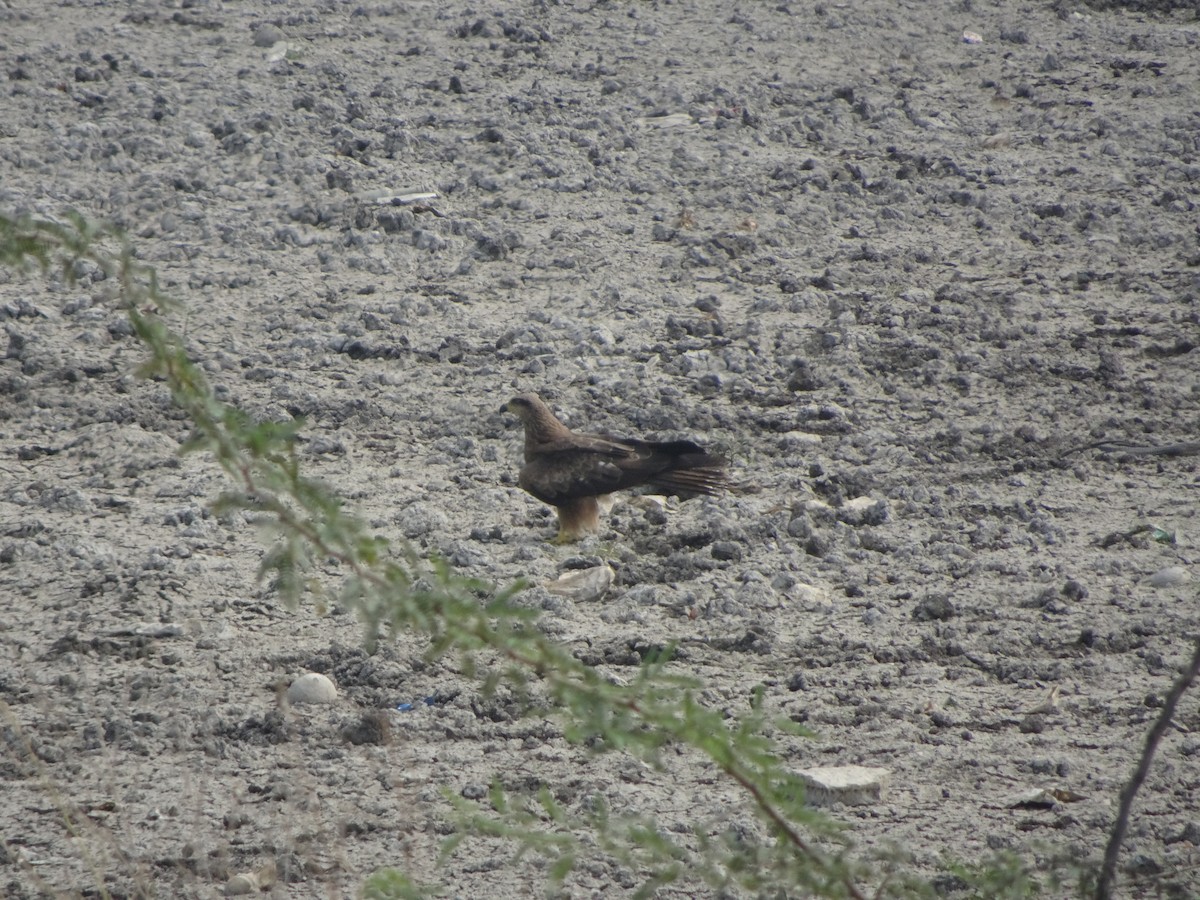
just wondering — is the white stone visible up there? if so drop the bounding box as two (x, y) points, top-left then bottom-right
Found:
(780, 430), (822, 450)
(224, 873), (259, 896)
(287, 672), (337, 705)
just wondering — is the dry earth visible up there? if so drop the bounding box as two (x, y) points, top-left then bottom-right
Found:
(2, 0), (1200, 897)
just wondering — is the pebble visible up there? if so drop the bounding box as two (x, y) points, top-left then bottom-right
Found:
(364, 189), (439, 205)
(779, 430), (822, 451)
(224, 862), (275, 896)
(224, 873), (258, 896)
(395, 501), (449, 538)
(711, 540), (742, 561)
(1019, 713), (1047, 734)
(912, 595), (956, 622)
(838, 497), (889, 527)
(286, 672), (337, 705)
(252, 25), (286, 47)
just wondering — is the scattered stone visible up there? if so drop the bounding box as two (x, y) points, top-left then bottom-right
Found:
(286, 673), (337, 705)
(341, 710), (392, 745)
(1019, 713), (1047, 734)
(394, 501), (449, 539)
(1062, 579), (1088, 601)
(1124, 853), (1162, 877)
(636, 112), (695, 130)
(1166, 821), (1200, 845)
(779, 430), (821, 451)
(1008, 788), (1057, 810)
(711, 540), (742, 561)
(224, 874), (256, 896)
(264, 42), (291, 63)
(224, 873), (258, 896)
(912, 595), (956, 622)
(837, 497), (889, 526)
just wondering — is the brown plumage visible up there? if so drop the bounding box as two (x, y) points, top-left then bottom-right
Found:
(501, 392), (729, 542)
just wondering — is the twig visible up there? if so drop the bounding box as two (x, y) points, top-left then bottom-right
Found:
(722, 760), (868, 900)
(1096, 637), (1200, 899)
(1061, 439), (1200, 460)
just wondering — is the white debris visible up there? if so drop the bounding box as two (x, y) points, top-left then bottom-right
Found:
(545, 565), (615, 602)
(635, 112), (696, 130)
(1148, 566), (1190, 588)
(362, 189), (439, 205)
(798, 766), (890, 807)
(265, 41), (292, 63)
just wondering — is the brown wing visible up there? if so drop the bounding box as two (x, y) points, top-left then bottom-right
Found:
(526, 432), (635, 459)
(518, 439), (637, 505)
(519, 434), (728, 505)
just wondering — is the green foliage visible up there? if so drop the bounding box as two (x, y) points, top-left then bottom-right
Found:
(361, 869), (442, 900)
(937, 847), (1094, 899)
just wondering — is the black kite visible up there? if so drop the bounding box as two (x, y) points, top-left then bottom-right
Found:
(501, 392), (729, 542)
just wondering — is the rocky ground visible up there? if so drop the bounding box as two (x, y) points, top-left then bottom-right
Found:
(2, 0), (1199, 897)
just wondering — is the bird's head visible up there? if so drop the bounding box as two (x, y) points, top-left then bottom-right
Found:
(501, 393), (543, 421)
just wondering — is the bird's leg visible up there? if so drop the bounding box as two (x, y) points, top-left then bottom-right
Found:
(552, 497), (601, 544)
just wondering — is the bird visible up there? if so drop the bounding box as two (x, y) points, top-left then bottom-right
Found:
(500, 392), (730, 543)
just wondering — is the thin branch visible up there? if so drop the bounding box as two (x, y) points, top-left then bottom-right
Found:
(1060, 439), (1200, 460)
(1096, 637), (1200, 899)
(722, 759), (867, 900)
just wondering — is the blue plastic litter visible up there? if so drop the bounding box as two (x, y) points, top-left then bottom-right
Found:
(397, 696), (440, 712)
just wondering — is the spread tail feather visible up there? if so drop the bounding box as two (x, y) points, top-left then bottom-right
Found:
(651, 465), (730, 497)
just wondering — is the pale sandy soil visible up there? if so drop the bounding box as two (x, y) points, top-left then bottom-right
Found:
(2, 0), (1199, 897)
